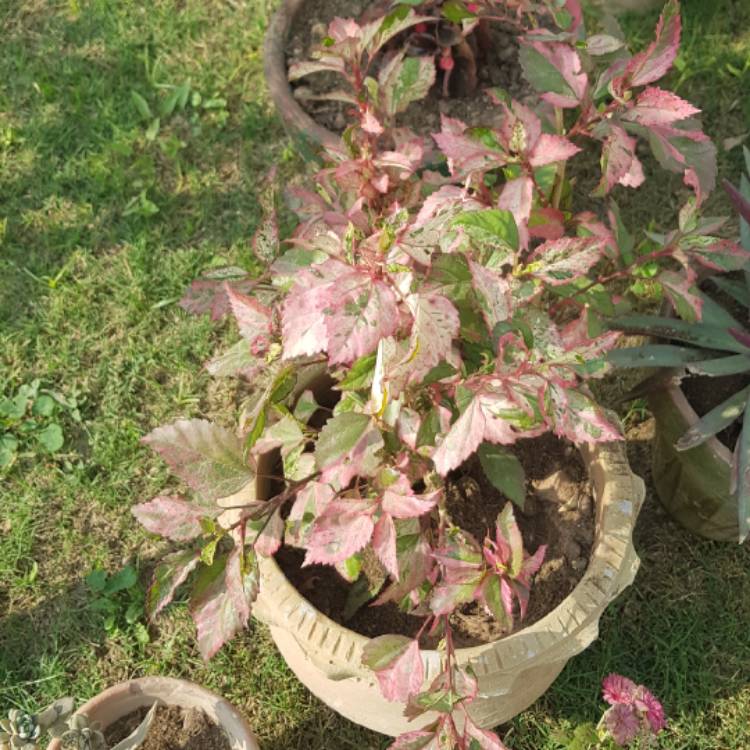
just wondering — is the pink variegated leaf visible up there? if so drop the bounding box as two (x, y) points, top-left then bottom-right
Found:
(430, 581), (479, 615)
(315, 412), (384, 487)
(495, 503), (523, 575)
(361, 635), (424, 702)
(190, 550), (258, 660)
(132, 495), (213, 541)
(549, 385), (622, 443)
(597, 124), (645, 194)
(381, 476), (441, 519)
(679, 236), (750, 273)
(179, 273), (256, 321)
(498, 176), (533, 249)
(433, 396), (485, 476)
(327, 278), (400, 365)
(477, 575), (512, 628)
(361, 107), (384, 135)
(225, 285), (273, 352)
(521, 544), (547, 581)
(621, 0), (681, 89)
(373, 513), (399, 579)
(463, 717), (509, 750)
(529, 207), (566, 241)
(379, 53), (436, 117)
(397, 408), (421, 451)
(528, 134), (581, 168)
(281, 258), (350, 360)
(224, 542), (259, 626)
(142, 419), (254, 500)
(469, 260), (511, 333)
(401, 293), (460, 383)
(146, 549), (201, 618)
(286, 482), (336, 548)
(375, 533), (434, 606)
(624, 87), (700, 127)
(602, 674), (639, 705)
(252, 508), (284, 557)
(303, 499), (375, 566)
(519, 40), (587, 108)
(288, 57), (347, 81)
(388, 729), (438, 750)
(658, 270), (702, 323)
(528, 237), (605, 285)
(433, 116), (507, 175)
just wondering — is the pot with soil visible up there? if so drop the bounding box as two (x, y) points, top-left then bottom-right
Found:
(264, 0), (532, 159)
(252, 433), (644, 736)
(47, 678), (259, 750)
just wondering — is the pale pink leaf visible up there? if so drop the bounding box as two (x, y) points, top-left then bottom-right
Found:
(147, 549), (201, 618)
(361, 635), (424, 702)
(224, 543), (259, 626)
(519, 40), (587, 108)
(602, 673), (639, 705)
(361, 108), (384, 135)
(625, 87), (700, 127)
(658, 270), (702, 323)
(373, 514), (399, 579)
(253, 508), (284, 557)
(598, 124), (645, 193)
(381, 476), (441, 519)
(528, 237), (605, 285)
(469, 260), (511, 332)
(463, 717), (509, 749)
(179, 274), (255, 321)
(433, 116), (507, 175)
(433, 397), (485, 476)
(225, 285), (273, 350)
(388, 730), (438, 750)
(303, 499), (375, 566)
(142, 419), (254, 500)
(622, 0), (681, 88)
(190, 551), (258, 660)
(327, 278), (400, 365)
(528, 134), (581, 168)
(498, 176), (533, 249)
(132, 495), (211, 541)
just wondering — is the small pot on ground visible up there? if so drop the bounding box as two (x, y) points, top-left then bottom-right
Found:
(253, 442), (644, 737)
(46, 677), (259, 750)
(648, 385), (738, 542)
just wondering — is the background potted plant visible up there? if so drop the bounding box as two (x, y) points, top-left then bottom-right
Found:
(609, 148), (750, 543)
(133, 1), (742, 745)
(0, 678), (259, 750)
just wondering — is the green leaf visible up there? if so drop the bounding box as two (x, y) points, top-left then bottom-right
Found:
(131, 90), (152, 120)
(478, 443), (526, 509)
(270, 369), (296, 404)
(380, 54), (436, 117)
(0, 434), (18, 469)
(245, 406), (266, 452)
(314, 412), (371, 470)
(86, 568), (108, 593)
(125, 599), (144, 625)
(736, 407), (750, 543)
(676, 386), (750, 451)
(31, 394), (56, 417)
(442, 0), (476, 22)
(453, 208), (519, 253)
(607, 344), (709, 369)
(35, 423), (64, 453)
(201, 536), (221, 566)
(518, 44), (577, 102)
(145, 117), (160, 141)
(338, 353), (377, 391)
(104, 565), (138, 594)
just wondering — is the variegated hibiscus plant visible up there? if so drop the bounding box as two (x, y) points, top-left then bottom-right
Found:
(133, 1), (744, 747)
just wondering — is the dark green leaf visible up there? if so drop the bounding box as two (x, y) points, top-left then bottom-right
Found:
(478, 443), (526, 508)
(35, 423), (64, 452)
(442, 0), (476, 23)
(338, 353), (377, 391)
(676, 385), (750, 451)
(104, 565), (138, 594)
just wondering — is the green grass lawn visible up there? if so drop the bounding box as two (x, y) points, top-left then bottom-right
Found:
(1, 1), (748, 748)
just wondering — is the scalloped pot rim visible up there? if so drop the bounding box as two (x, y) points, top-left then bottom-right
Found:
(253, 440), (645, 735)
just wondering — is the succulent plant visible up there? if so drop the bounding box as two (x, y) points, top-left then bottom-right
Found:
(59, 715), (107, 750)
(0, 710), (41, 750)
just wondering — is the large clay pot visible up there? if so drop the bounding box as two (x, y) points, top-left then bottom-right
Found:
(47, 677), (259, 750)
(649, 384), (739, 542)
(264, 0), (340, 161)
(253, 441), (644, 736)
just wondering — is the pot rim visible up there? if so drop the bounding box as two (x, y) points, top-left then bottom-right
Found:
(255, 439), (644, 668)
(263, 0), (341, 152)
(46, 677), (258, 750)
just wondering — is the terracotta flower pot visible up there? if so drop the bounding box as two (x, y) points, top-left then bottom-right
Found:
(46, 677), (259, 750)
(264, 0), (340, 161)
(253, 441), (644, 737)
(649, 384), (739, 542)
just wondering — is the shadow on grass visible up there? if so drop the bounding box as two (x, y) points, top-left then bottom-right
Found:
(0, 2), (283, 327)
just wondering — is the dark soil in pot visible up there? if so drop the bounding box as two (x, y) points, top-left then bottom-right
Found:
(286, 0), (532, 135)
(105, 705), (231, 750)
(276, 433), (595, 648)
